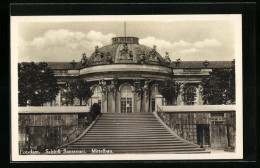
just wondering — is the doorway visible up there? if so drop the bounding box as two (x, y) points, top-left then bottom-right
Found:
(120, 84), (133, 113)
(197, 124), (210, 147)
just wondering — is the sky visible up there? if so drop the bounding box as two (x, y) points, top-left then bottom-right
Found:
(16, 16), (238, 62)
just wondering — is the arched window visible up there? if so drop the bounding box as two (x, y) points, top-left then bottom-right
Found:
(184, 86), (197, 105)
(92, 86), (102, 107)
(120, 84), (133, 113)
(93, 86), (101, 97)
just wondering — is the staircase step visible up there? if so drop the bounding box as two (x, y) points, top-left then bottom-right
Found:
(74, 141), (186, 145)
(89, 129), (169, 132)
(66, 147), (205, 152)
(77, 138), (183, 142)
(90, 127), (166, 130)
(87, 132), (171, 134)
(86, 132), (171, 135)
(61, 113), (206, 154)
(96, 121), (159, 123)
(68, 145), (199, 150)
(80, 137), (180, 140)
(94, 122), (162, 125)
(73, 142), (191, 146)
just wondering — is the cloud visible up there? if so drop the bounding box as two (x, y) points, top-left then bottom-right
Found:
(139, 36), (173, 51)
(178, 48), (198, 55)
(172, 40), (192, 48)
(19, 29), (116, 62)
(139, 36), (222, 60)
(19, 30), (224, 62)
(27, 29), (115, 50)
(194, 39), (222, 48)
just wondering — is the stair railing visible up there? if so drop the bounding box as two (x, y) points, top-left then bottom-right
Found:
(56, 115), (100, 149)
(153, 110), (202, 148)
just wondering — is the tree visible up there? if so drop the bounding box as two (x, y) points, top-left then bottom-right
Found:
(18, 62), (59, 106)
(63, 80), (93, 106)
(201, 66), (235, 105)
(159, 80), (181, 105)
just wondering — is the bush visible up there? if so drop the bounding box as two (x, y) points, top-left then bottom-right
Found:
(90, 103), (101, 119)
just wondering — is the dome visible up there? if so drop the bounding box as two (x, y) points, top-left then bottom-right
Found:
(80, 37), (171, 67)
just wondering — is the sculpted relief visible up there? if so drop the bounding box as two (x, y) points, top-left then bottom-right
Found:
(118, 43), (133, 60)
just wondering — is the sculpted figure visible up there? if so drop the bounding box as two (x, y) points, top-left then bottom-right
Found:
(122, 43), (128, 53)
(93, 46), (104, 62)
(140, 51), (146, 63)
(119, 43), (129, 58)
(80, 52), (88, 67)
(105, 52), (113, 63)
(149, 45), (160, 62)
(129, 51), (133, 59)
(164, 52), (171, 66)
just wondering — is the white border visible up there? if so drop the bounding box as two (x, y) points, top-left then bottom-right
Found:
(11, 15), (243, 161)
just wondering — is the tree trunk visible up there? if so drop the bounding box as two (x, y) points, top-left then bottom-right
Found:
(80, 99), (82, 106)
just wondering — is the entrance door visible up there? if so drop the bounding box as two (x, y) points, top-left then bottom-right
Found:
(197, 124), (210, 147)
(121, 97), (132, 113)
(120, 84), (133, 113)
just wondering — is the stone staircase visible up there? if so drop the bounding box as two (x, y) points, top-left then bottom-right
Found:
(62, 113), (208, 154)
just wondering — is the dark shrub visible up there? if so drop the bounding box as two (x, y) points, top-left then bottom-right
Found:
(90, 103), (101, 119)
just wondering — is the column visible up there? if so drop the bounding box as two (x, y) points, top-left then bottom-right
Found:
(144, 92), (149, 112)
(135, 93), (141, 113)
(103, 93), (108, 113)
(155, 95), (163, 112)
(58, 91), (61, 106)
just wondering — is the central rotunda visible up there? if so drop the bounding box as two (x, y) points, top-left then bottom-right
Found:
(75, 36), (173, 113)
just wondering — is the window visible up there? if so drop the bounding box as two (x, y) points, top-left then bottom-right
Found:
(93, 86), (101, 97)
(98, 100), (101, 107)
(184, 86), (197, 105)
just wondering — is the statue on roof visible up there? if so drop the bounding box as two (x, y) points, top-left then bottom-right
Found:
(139, 51), (146, 64)
(105, 52), (113, 63)
(164, 52), (171, 66)
(148, 45), (160, 62)
(175, 58), (181, 67)
(80, 52), (88, 67)
(93, 46), (104, 62)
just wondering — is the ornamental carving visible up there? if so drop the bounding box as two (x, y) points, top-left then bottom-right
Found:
(118, 43), (133, 60)
(99, 79), (108, 101)
(133, 79), (152, 102)
(134, 79), (142, 100)
(109, 77), (118, 99)
(143, 79), (152, 102)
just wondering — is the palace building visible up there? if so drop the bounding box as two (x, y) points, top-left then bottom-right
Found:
(18, 36), (236, 153)
(45, 36), (234, 112)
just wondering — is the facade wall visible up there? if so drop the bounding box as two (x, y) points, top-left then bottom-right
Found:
(43, 79), (206, 113)
(158, 112), (236, 150)
(19, 114), (80, 152)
